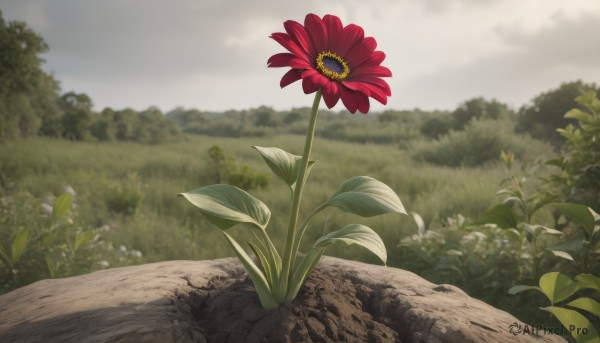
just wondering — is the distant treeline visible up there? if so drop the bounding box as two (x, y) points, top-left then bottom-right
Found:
(1, 10), (598, 147)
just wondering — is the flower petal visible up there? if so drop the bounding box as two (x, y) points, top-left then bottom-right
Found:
(340, 87), (359, 114)
(322, 81), (340, 108)
(289, 58), (313, 70)
(346, 37), (377, 67)
(304, 13), (327, 54)
(351, 65), (392, 78)
(348, 76), (391, 96)
(284, 20), (314, 57)
(336, 24), (364, 56)
(323, 15), (343, 51)
(280, 69), (302, 88)
(301, 70), (329, 94)
(267, 53), (296, 68)
(354, 50), (386, 69)
(270, 33), (309, 60)
(357, 92), (370, 113)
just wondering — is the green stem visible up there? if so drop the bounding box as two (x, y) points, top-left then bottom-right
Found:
(276, 90), (322, 303)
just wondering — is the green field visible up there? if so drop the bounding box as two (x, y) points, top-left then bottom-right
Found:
(0, 133), (521, 266)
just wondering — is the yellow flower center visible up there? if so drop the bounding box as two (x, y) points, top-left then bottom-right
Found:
(315, 51), (350, 81)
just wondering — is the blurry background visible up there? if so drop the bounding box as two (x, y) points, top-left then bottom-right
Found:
(1, 0), (599, 112)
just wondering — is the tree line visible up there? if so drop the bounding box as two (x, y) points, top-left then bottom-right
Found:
(0, 11), (180, 144)
(1, 10), (598, 148)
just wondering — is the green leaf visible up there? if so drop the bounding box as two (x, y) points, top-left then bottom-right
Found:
(472, 203), (517, 229)
(0, 244), (10, 266)
(253, 146), (317, 191)
(539, 272), (579, 305)
(179, 184), (270, 230)
(565, 109), (593, 123)
(541, 306), (599, 343)
(74, 231), (96, 252)
(53, 193), (72, 221)
(548, 236), (585, 252)
(314, 224), (387, 264)
(552, 202), (596, 238)
(411, 211), (426, 236)
(286, 247), (325, 303)
(508, 285), (542, 295)
(221, 231), (278, 309)
(11, 229), (29, 264)
(324, 176), (406, 217)
(248, 240), (273, 286)
(576, 274), (600, 292)
(567, 297), (600, 317)
(45, 255), (57, 278)
(548, 250), (575, 262)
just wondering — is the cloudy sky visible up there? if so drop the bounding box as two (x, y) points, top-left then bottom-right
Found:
(1, 0), (599, 113)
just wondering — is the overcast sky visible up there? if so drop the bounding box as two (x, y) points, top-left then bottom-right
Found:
(1, 0), (599, 113)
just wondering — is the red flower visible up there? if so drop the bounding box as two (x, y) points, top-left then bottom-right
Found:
(268, 13), (392, 114)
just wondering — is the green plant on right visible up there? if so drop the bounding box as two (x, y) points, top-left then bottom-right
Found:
(509, 272), (600, 343)
(547, 90), (600, 213)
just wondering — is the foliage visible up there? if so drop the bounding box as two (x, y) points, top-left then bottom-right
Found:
(208, 145), (270, 191)
(106, 172), (145, 216)
(414, 119), (552, 167)
(547, 91), (600, 212)
(180, 91), (406, 309)
(510, 272), (600, 343)
(0, 187), (142, 293)
(516, 81), (599, 147)
(450, 97), (515, 131)
(0, 11), (62, 141)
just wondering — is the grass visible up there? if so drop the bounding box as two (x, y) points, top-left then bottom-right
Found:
(0, 134), (537, 269)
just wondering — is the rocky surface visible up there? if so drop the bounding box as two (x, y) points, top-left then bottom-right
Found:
(0, 257), (565, 342)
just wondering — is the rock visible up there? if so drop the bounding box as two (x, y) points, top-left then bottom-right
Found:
(0, 257), (565, 342)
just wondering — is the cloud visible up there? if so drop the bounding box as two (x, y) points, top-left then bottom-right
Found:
(1, 0), (599, 112)
(396, 11), (600, 110)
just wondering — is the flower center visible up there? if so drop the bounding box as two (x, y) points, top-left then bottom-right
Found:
(316, 52), (350, 81)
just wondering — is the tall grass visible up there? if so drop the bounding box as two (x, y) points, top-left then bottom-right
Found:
(0, 134), (546, 269)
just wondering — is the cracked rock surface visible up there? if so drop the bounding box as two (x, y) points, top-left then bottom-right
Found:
(0, 257), (565, 342)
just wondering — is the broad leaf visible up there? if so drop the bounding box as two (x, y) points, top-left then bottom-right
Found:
(576, 274), (600, 292)
(548, 236), (584, 252)
(473, 204), (517, 229)
(11, 229), (28, 264)
(314, 224), (387, 264)
(508, 285), (542, 295)
(539, 272), (579, 305)
(253, 146), (317, 191)
(552, 203), (596, 238)
(541, 306), (599, 343)
(286, 247), (325, 303)
(74, 231), (97, 252)
(53, 193), (72, 221)
(45, 255), (57, 278)
(567, 297), (600, 317)
(221, 231), (278, 309)
(548, 250), (575, 262)
(411, 211), (426, 236)
(180, 184), (270, 230)
(324, 176), (405, 217)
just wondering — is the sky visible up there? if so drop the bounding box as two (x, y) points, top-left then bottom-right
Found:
(1, 0), (599, 113)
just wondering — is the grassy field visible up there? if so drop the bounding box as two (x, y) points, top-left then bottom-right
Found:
(0, 133), (525, 268)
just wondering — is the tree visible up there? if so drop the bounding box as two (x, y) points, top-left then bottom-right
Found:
(0, 11), (62, 140)
(451, 97), (513, 130)
(252, 106), (281, 127)
(59, 92), (95, 141)
(516, 81), (600, 147)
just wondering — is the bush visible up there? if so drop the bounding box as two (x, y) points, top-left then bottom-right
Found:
(0, 187), (142, 293)
(414, 119), (551, 167)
